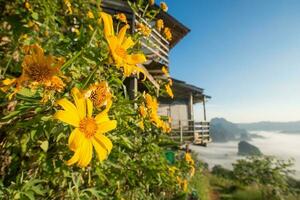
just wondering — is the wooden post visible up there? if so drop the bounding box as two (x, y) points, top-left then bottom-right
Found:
(129, 76), (138, 108)
(179, 120), (183, 143)
(189, 93), (194, 121)
(203, 95), (207, 121)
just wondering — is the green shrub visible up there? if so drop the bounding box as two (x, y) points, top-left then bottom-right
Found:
(0, 0), (191, 199)
(233, 156), (295, 199)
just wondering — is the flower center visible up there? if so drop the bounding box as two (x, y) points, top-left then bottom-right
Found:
(89, 85), (110, 107)
(79, 117), (97, 138)
(26, 64), (53, 82)
(115, 46), (127, 58)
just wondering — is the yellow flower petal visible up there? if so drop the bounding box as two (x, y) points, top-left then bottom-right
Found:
(165, 84), (174, 98)
(71, 87), (86, 119)
(122, 37), (134, 50)
(86, 98), (93, 117)
(54, 111), (79, 127)
(77, 139), (93, 167)
(95, 114), (110, 124)
(68, 128), (83, 151)
(100, 12), (115, 38)
(107, 36), (118, 52)
(56, 98), (78, 115)
(92, 138), (108, 161)
(94, 100), (112, 123)
(67, 148), (80, 166)
(126, 54), (146, 65)
(96, 120), (117, 135)
(94, 134), (113, 154)
(118, 24), (129, 44)
(3, 78), (16, 85)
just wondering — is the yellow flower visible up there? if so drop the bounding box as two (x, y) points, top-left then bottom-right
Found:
(168, 166), (177, 176)
(3, 44), (65, 99)
(54, 87), (117, 168)
(25, 1), (31, 10)
(87, 11), (94, 19)
(156, 19), (164, 32)
(138, 121), (144, 130)
(100, 12), (147, 77)
(176, 177), (188, 192)
(160, 2), (168, 12)
(182, 179), (188, 192)
(190, 165), (195, 177)
(185, 153), (195, 165)
(1, 78), (16, 92)
(165, 84), (174, 98)
(20, 44), (65, 91)
(145, 93), (159, 113)
(115, 13), (127, 24)
(139, 104), (147, 118)
(164, 27), (172, 41)
(168, 78), (173, 86)
(161, 66), (169, 77)
(136, 23), (151, 37)
(143, 93), (170, 132)
(64, 0), (73, 14)
(84, 82), (112, 109)
(149, 0), (155, 5)
(1, 78), (18, 100)
(162, 122), (171, 133)
(145, 93), (162, 125)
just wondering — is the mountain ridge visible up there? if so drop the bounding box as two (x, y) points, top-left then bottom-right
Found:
(237, 121), (300, 133)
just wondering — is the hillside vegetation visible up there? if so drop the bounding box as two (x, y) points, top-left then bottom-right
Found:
(191, 155), (300, 200)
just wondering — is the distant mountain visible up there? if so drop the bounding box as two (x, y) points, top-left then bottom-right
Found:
(238, 121), (300, 133)
(210, 118), (251, 142)
(238, 141), (262, 156)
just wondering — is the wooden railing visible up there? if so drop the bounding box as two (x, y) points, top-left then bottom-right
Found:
(134, 13), (169, 66)
(170, 120), (211, 146)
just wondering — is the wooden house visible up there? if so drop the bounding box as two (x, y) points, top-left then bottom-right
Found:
(102, 0), (211, 145)
(158, 79), (211, 146)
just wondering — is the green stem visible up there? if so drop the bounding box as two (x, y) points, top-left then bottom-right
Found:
(142, 4), (149, 18)
(61, 50), (82, 71)
(82, 67), (97, 88)
(2, 56), (12, 77)
(88, 28), (98, 47)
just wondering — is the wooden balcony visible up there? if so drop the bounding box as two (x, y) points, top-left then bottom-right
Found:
(170, 120), (211, 146)
(134, 12), (170, 66)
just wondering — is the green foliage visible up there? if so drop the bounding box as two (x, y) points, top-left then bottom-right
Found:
(188, 167), (210, 200)
(211, 165), (233, 179)
(231, 185), (264, 200)
(0, 0), (189, 199)
(233, 156), (294, 199)
(208, 156), (299, 200)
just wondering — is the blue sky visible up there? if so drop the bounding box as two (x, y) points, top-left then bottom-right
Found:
(164, 0), (300, 123)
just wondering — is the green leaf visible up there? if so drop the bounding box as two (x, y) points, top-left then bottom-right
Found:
(56, 132), (65, 142)
(120, 136), (134, 150)
(2, 110), (21, 120)
(18, 88), (36, 97)
(31, 12), (39, 20)
(40, 141), (49, 152)
(21, 191), (35, 200)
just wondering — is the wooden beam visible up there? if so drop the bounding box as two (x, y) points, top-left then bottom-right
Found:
(189, 93), (194, 121)
(137, 64), (160, 93)
(203, 96), (207, 121)
(128, 76), (138, 100)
